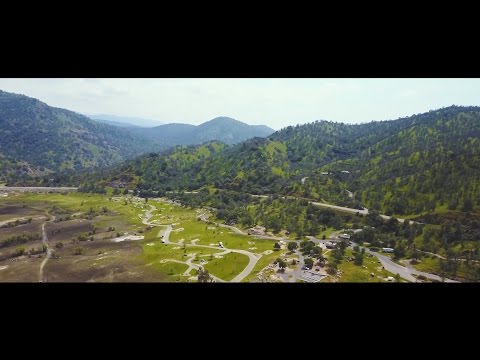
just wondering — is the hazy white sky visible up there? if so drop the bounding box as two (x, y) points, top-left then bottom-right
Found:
(0, 78), (479, 130)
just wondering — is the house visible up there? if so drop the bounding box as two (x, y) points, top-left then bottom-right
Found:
(382, 247), (394, 253)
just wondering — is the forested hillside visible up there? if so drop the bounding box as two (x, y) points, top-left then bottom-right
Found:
(0, 90), (161, 177)
(91, 106), (480, 217)
(41, 106), (480, 279)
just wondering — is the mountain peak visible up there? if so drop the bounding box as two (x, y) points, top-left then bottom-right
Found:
(199, 116), (247, 127)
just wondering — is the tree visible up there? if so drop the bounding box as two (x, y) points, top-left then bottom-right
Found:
(74, 247), (85, 255)
(326, 262), (337, 275)
(273, 242), (281, 251)
(395, 273), (401, 282)
(354, 252), (364, 266)
(288, 242), (298, 252)
(312, 246), (322, 256)
(304, 258), (314, 269)
(393, 243), (406, 260)
(278, 259), (287, 272)
(462, 197), (473, 213)
(197, 268), (214, 283)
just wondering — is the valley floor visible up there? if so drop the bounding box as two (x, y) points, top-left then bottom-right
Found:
(0, 191), (458, 283)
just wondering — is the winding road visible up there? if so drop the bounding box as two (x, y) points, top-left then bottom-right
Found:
(356, 243), (458, 283)
(142, 204), (262, 282)
(38, 213), (55, 282)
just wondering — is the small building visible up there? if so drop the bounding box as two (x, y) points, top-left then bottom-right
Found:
(339, 233), (351, 239)
(382, 247), (394, 253)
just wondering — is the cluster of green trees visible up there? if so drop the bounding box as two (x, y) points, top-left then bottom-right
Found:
(76, 105), (480, 218)
(0, 233), (41, 248)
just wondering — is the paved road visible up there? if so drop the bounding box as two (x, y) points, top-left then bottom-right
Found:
(218, 223), (248, 235)
(358, 244), (459, 282)
(142, 204), (157, 225)
(311, 201), (368, 216)
(310, 201), (416, 224)
(0, 186), (78, 192)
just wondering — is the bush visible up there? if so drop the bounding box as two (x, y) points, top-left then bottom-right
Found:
(74, 247), (85, 255)
(12, 246), (26, 257)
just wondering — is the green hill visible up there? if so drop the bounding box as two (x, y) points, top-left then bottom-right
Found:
(101, 105), (480, 216)
(130, 116), (275, 147)
(0, 90), (162, 178)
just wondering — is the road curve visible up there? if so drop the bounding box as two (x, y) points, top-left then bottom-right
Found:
(145, 203), (261, 282)
(39, 213), (55, 282)
(360, 245), (458, 283)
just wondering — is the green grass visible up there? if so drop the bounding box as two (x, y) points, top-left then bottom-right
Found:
(168, 218), (277, 254)
(411, 256), (477, 281)
(204, 252), (249, 281)
(411, 256), (440, 274)
(331, 249), (398, 282)
(7, 192), (147, 227)
(152, 262), (189, 282)
(318, 227), (335, 239)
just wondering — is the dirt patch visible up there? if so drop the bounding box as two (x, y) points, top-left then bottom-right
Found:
(112, 234), (144, 242)
(262, 250), (274, 255)
(0, 204), (43, 217)
(46, 219), (94, 243)
(41, 240), (167, 282)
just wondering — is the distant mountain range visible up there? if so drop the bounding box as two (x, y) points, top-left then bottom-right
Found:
(88, 114), (166, 127)
(0, 90), (275, 180)
(130, 117), (275, 148)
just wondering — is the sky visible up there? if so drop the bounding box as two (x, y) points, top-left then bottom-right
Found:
(0, 78), (479, 130)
